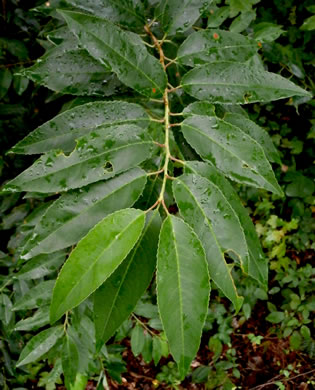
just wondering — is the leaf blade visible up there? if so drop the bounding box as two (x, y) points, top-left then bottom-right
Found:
(59, 10), (166, 98)
(22, 168), (147, 258)
(50, 208), (146, 323)
(157, 215), (210, 379)
(94, 210), (161, 345)
(182, 62), (311, 103)
(181, 115), (283, 195)
(11, 100), (149, 155)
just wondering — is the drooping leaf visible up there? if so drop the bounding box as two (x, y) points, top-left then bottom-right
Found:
(15, 251), (66, 278)
(66, 0), (145, 30)
(224, 113), (281, 164)
(22, 168), (147, 259)
(4, 124), (153, 193)
(14, 306), (50, 331)
(12, 280), (55, 311)
(62, 333), (79, 389)
(23, 47), (120, 96)
(157, 215), (210, 379)
(185, 161), (268, 285)
(177, 29), (258, 66)
(11, 100), (149, 155)
(173, 174), (245, 310)
(16, 326), (63, 367)
(182, 62), (311, 104)
(183, 101), (216, 117)
(50, 208), (146, 323)
(94, 210), (161, 346)
(181, 115), (283, 195)
(156, 0), (211, 36)
(59, 10), (166, 98)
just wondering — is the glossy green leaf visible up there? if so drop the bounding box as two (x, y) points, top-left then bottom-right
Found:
(183, 101), (216, 118)
(62, 333), (79, 389)
(50, 208), (146, 323)
(22, 168), (147, 259)
(14, 306), (50, 331)
(4, 124), (153, 193)
(15, 251), (66, 278)
(156, 0), (211, 36)
(173, 174), (244, 310)
(181, 115), (283, 195)
(94, 211), (161, 346)
(157, 215), (210, 379)
(224, 113), (281, 164)
(182, 62), (311, 104)
(185, 161), (267, 285)
(11, 100), (149, 155)
(0, 294), (13, 325)
(16, 326), (63, 367)
(23, 47), (119, 96)
(177, 29), (258, 66)
(59, 10), (166, 98)
(13, 280), (55, 311)
(66, 0), (145, 30)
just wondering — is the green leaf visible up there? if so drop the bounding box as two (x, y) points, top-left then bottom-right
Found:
(62, 333), (79, 389)
(23, 47), (120, 96)
(173, 173), (244, 311)
(22, 168), (147, 258)
(182, 62), (311, 104)
(11, 100), (149, 155)
(59, 10), (166, 98)
(66, 0), (145, 30)
(157, 215), (210, 379)
(0, 68), (12, 99)
(224, 113), (281, 164)
(183, 101), (216, 118)
(94, 211), (161, 346)
(253, 22), (285, 42)
(16, 326), (63, 367)
(301, 15), (315, 31)
(13, 280), (55, 311)
(266, 311), (285, 324)
(50, 208), (146, 323)
(181, 115), (283, 195)
(207, 6), (230, 28)
(156, 0), (211, 36)
(14, 306), (50, 331)
(152, 336), (165, 365)
(229, 11), (256, 33)
(142, 332), (153, 363)
(4, 124), (153, 193)
(130, 323), (144, 357)
(186, 161), (267, 285)
(177, 29), (258, 66)
(230, 0), (252, 14)
(15, 251), (66, 278)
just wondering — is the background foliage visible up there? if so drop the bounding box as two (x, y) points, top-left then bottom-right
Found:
(0, 0), (314, 389)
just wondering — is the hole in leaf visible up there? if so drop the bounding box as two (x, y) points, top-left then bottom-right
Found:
(103, 161), (113, 173)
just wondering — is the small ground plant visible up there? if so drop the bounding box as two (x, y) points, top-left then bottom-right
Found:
(0, 1), (313, 388)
